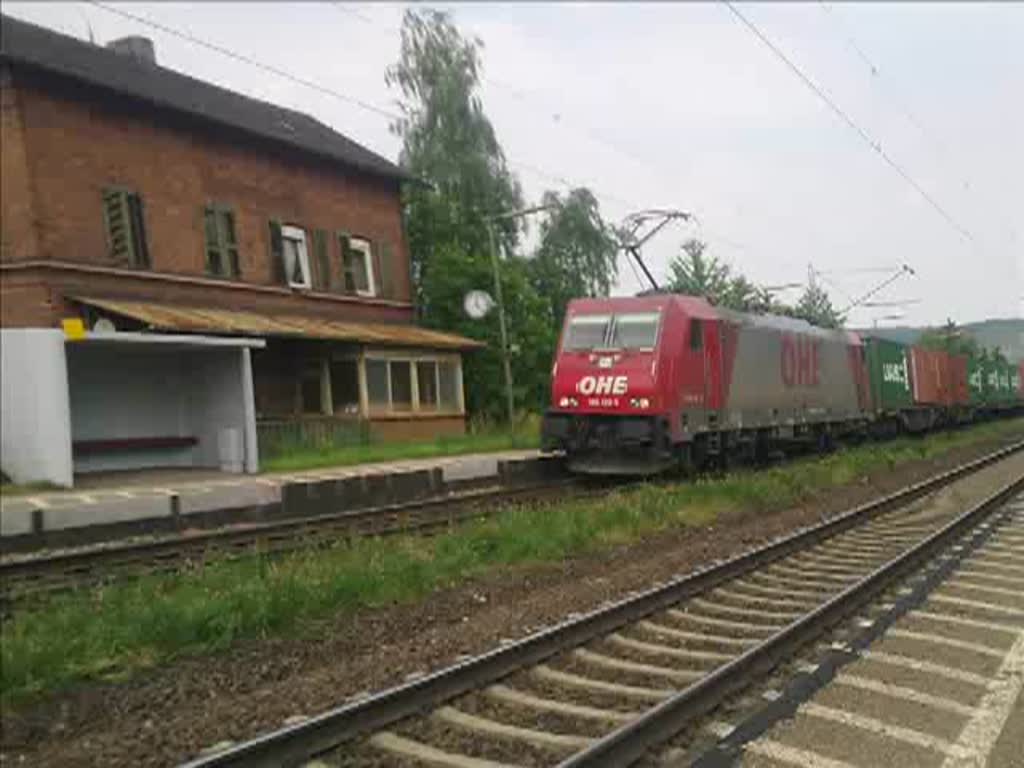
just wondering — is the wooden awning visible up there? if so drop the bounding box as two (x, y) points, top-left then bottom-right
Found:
(73, 296), (484, 350)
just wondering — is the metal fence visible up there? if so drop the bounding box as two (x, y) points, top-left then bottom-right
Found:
(257, 417), (370, 460)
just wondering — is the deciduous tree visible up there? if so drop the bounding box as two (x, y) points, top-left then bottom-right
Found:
(529, 188), (620, 329)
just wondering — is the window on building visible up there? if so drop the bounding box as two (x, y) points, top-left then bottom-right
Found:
(439, 360), (460, 411)
(417, 361), (438, 410)
(389, 360), (413, 411)
(281, 225), (311, 289)
(341, 236), (375, 296)
(330, 359), (360, 415)
(365, 356), (461, 414)
(366, 359), (390, 410)
(204, 205), (240, 278)
(102, 188), (150, 268)
(300, 363), (323, 414)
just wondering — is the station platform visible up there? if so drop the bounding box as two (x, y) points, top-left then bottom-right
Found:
(0, 449), (545, 543)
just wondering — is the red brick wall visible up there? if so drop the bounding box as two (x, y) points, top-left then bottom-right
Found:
(0, 66), (40, 263)
(1, 67), (413, 313)
(370, 416), (467, 441)
(0, 264), (414, 328)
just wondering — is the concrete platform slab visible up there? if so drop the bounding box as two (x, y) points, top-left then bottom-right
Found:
(0, 449), (546, 543)
(44, 495), (171, 530)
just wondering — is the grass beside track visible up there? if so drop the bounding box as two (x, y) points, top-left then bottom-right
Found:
(261, 424), (539, 473)
(3, 418), (1022, 704)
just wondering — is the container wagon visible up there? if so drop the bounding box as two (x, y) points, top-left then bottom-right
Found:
(863, 336), (912, 435)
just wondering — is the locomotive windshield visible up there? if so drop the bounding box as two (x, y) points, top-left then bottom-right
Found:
(564, 314), (611, 350)
(608, 312), (660, 350)
(563, 312), (660, 351)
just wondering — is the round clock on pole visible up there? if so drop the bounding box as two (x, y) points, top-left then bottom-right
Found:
(463, 290), (495, 319)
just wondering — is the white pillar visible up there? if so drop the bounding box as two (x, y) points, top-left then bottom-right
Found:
(240, 347), (259, 473)
(357, 348), (370, 418)
(0, 329), (74, 487)
(455, 354), (466, 415)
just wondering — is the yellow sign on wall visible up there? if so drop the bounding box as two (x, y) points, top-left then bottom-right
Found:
(61, 317), (86, 341)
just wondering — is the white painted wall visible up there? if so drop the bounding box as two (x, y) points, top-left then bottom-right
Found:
(0, 329), (74, 487)
(65, 343), (259, 475)
(67, 345), (195, 473)
(188, 348), (251, 473)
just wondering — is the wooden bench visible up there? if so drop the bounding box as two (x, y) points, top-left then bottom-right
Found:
(72, 436), (198, 455)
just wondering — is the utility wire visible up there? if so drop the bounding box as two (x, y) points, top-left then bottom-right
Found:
(328, 3), (720, 236)
(816, 2), (979, 196)
(722, 1), (974, 244)
(88, 1), (401, 121)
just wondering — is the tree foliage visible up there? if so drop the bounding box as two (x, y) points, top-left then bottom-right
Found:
(388, 10), (621, 419)
(666, 239), (732, 302)
(529, 188), (620, 329)
(790, 283), (844, 329)
(666, 238), (844, 328)
(386, 9), (522, 315)
(919, 319), (980, 356)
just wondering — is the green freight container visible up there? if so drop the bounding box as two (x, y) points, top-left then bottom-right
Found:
(865, 337), (912, 412)
(966, 354), (986, 406)
(997, 358), (1014, 404)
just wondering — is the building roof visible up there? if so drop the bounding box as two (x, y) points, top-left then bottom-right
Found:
(74, 297), (485, 350)
(0, 14), (411, 183)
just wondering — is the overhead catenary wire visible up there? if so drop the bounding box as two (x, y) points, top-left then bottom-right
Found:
(722, 1), (974, 244)
(816, 2), (1017, 254)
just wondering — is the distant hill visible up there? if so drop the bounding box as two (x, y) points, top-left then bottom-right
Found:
(856, 318), (1024, 362)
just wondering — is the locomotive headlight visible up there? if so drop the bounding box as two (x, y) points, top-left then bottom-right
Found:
(630, 397), (651, 409)
(559, 396), (579, 408)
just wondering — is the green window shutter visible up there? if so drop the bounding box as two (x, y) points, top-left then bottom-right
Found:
(312, 229), (329, 291)
(102, 188), (134, 266)
(268, 219), (285, 284)
(204, 206), (222, 276)
(336, 231), (353, 293)
(125, 193), (150, 268)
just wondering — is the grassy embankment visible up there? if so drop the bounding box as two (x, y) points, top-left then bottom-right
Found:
(2, 418), (1022, 704)
(261, 420), (540, 473)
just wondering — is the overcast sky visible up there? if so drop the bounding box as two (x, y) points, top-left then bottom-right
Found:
(6, 2), (1021, 328)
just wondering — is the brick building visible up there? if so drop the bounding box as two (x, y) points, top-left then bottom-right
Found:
(0, 15), (479, 483)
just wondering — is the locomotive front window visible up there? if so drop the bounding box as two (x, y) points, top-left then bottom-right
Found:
(564, 314), (611, 350)
(608, 312), (660, 350)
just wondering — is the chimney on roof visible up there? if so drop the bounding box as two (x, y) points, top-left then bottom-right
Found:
(106, 36), (156, 66)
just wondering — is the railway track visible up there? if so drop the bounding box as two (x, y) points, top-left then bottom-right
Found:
(0, 478), (585, 603)
(680, 487), (1024, 768)
(180, 441), (1024, 768)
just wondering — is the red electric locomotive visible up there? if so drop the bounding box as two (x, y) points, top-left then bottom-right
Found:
(541, 294), (871, 474)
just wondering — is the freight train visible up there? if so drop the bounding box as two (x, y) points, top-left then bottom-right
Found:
(541, 294), (1023, 474)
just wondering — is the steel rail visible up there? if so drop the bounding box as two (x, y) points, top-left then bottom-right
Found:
(0, 479), (581, 602)
(179, 440), (1024, 768)
(560, 468), (1024, 766)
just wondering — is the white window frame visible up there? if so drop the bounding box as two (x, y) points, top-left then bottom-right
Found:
(346, 236), (376, 297)
(281, 224), (312, 289)
(363, 352), (464, 415)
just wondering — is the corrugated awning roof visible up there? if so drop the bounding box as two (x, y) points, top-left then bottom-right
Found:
(74, 297), (484, 350)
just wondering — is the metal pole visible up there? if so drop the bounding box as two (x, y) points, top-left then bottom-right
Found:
(488, 221), (515, 424)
